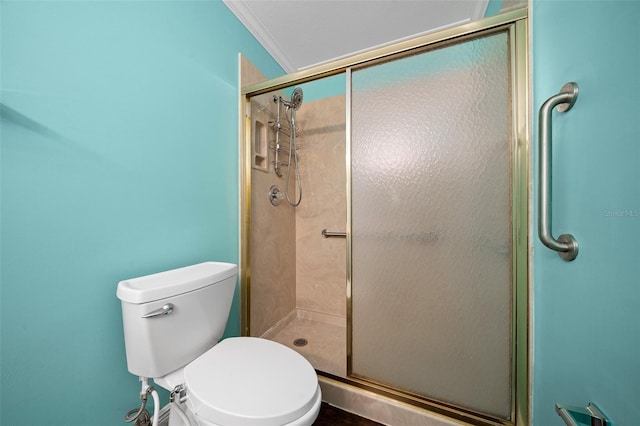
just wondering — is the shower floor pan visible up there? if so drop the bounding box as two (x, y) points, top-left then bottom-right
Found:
(263, 309), (346, 377)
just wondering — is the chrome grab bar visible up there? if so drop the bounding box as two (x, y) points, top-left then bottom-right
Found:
(322, 229), (346, 238)
(538, 82), (579, 261)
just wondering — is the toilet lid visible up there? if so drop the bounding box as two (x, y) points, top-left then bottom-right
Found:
(184, 337), (319, 426)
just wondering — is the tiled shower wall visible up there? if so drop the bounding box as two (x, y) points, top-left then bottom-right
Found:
(244, 52), (347, 334)
(243, 56), (297, 337)
(295, 95), (347, 319)
(249, 100), (298, 336)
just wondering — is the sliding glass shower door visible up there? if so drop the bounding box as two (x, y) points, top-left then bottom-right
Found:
(350, 30), (514, 419)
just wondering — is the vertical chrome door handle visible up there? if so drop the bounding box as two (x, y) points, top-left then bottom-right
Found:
(538, 82), (579, 261)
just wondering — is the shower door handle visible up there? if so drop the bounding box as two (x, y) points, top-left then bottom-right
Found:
(538, 82), (579, 261)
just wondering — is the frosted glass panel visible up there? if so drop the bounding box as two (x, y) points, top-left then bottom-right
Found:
(350, 32), (512, 419)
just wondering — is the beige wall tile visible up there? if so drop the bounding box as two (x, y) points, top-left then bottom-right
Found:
(295, 95), (347, 318)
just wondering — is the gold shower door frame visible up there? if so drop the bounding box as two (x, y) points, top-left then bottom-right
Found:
(240, 9), (529, 426)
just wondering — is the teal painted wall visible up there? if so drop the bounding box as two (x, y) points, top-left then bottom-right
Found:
(0, 1), (282, 424)
(532, 1), (640, 425)
(484, 0), (503, 17)
(298, 74), (346, 103)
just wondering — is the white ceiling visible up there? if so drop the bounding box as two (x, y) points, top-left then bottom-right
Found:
(223, 0), (492, 73)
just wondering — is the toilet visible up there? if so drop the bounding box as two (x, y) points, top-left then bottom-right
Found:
(117, 262), (321, 426)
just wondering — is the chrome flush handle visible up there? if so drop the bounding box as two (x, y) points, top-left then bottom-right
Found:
(141, 303), (174, 318)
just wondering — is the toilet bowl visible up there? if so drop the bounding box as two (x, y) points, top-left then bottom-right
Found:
(117, 262), (321, 426)
(167, 337), (321, 426)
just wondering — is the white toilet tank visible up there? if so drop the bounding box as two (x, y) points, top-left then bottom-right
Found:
(117, 262), (238, 379)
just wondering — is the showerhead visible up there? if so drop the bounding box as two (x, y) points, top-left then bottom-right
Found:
(281, 88), (304, 111)
(290, 87), (303, 111)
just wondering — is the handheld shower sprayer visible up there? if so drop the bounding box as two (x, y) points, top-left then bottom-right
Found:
(290, 87), (304, 110)
(279, 87), (304, 111)
(272, 87), (304, 206)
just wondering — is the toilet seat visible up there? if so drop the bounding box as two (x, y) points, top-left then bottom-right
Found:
(183, 337), (320, 426)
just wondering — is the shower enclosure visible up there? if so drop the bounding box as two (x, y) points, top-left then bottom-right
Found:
(241, 9), (528, 426)
(245, 84), (348, 376)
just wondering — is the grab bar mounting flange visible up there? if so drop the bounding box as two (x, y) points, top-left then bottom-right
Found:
(556, 82), (579, 112)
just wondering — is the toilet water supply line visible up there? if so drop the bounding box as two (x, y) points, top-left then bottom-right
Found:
(125, 377), (160, 426)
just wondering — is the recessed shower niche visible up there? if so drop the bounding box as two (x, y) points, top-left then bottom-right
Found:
(252, 119), (268, 172)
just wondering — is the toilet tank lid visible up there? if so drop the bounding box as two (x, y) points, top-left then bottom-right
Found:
(117, 262), (237, 304)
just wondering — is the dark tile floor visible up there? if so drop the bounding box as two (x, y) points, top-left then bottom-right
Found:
(313, 402), (384, 426)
